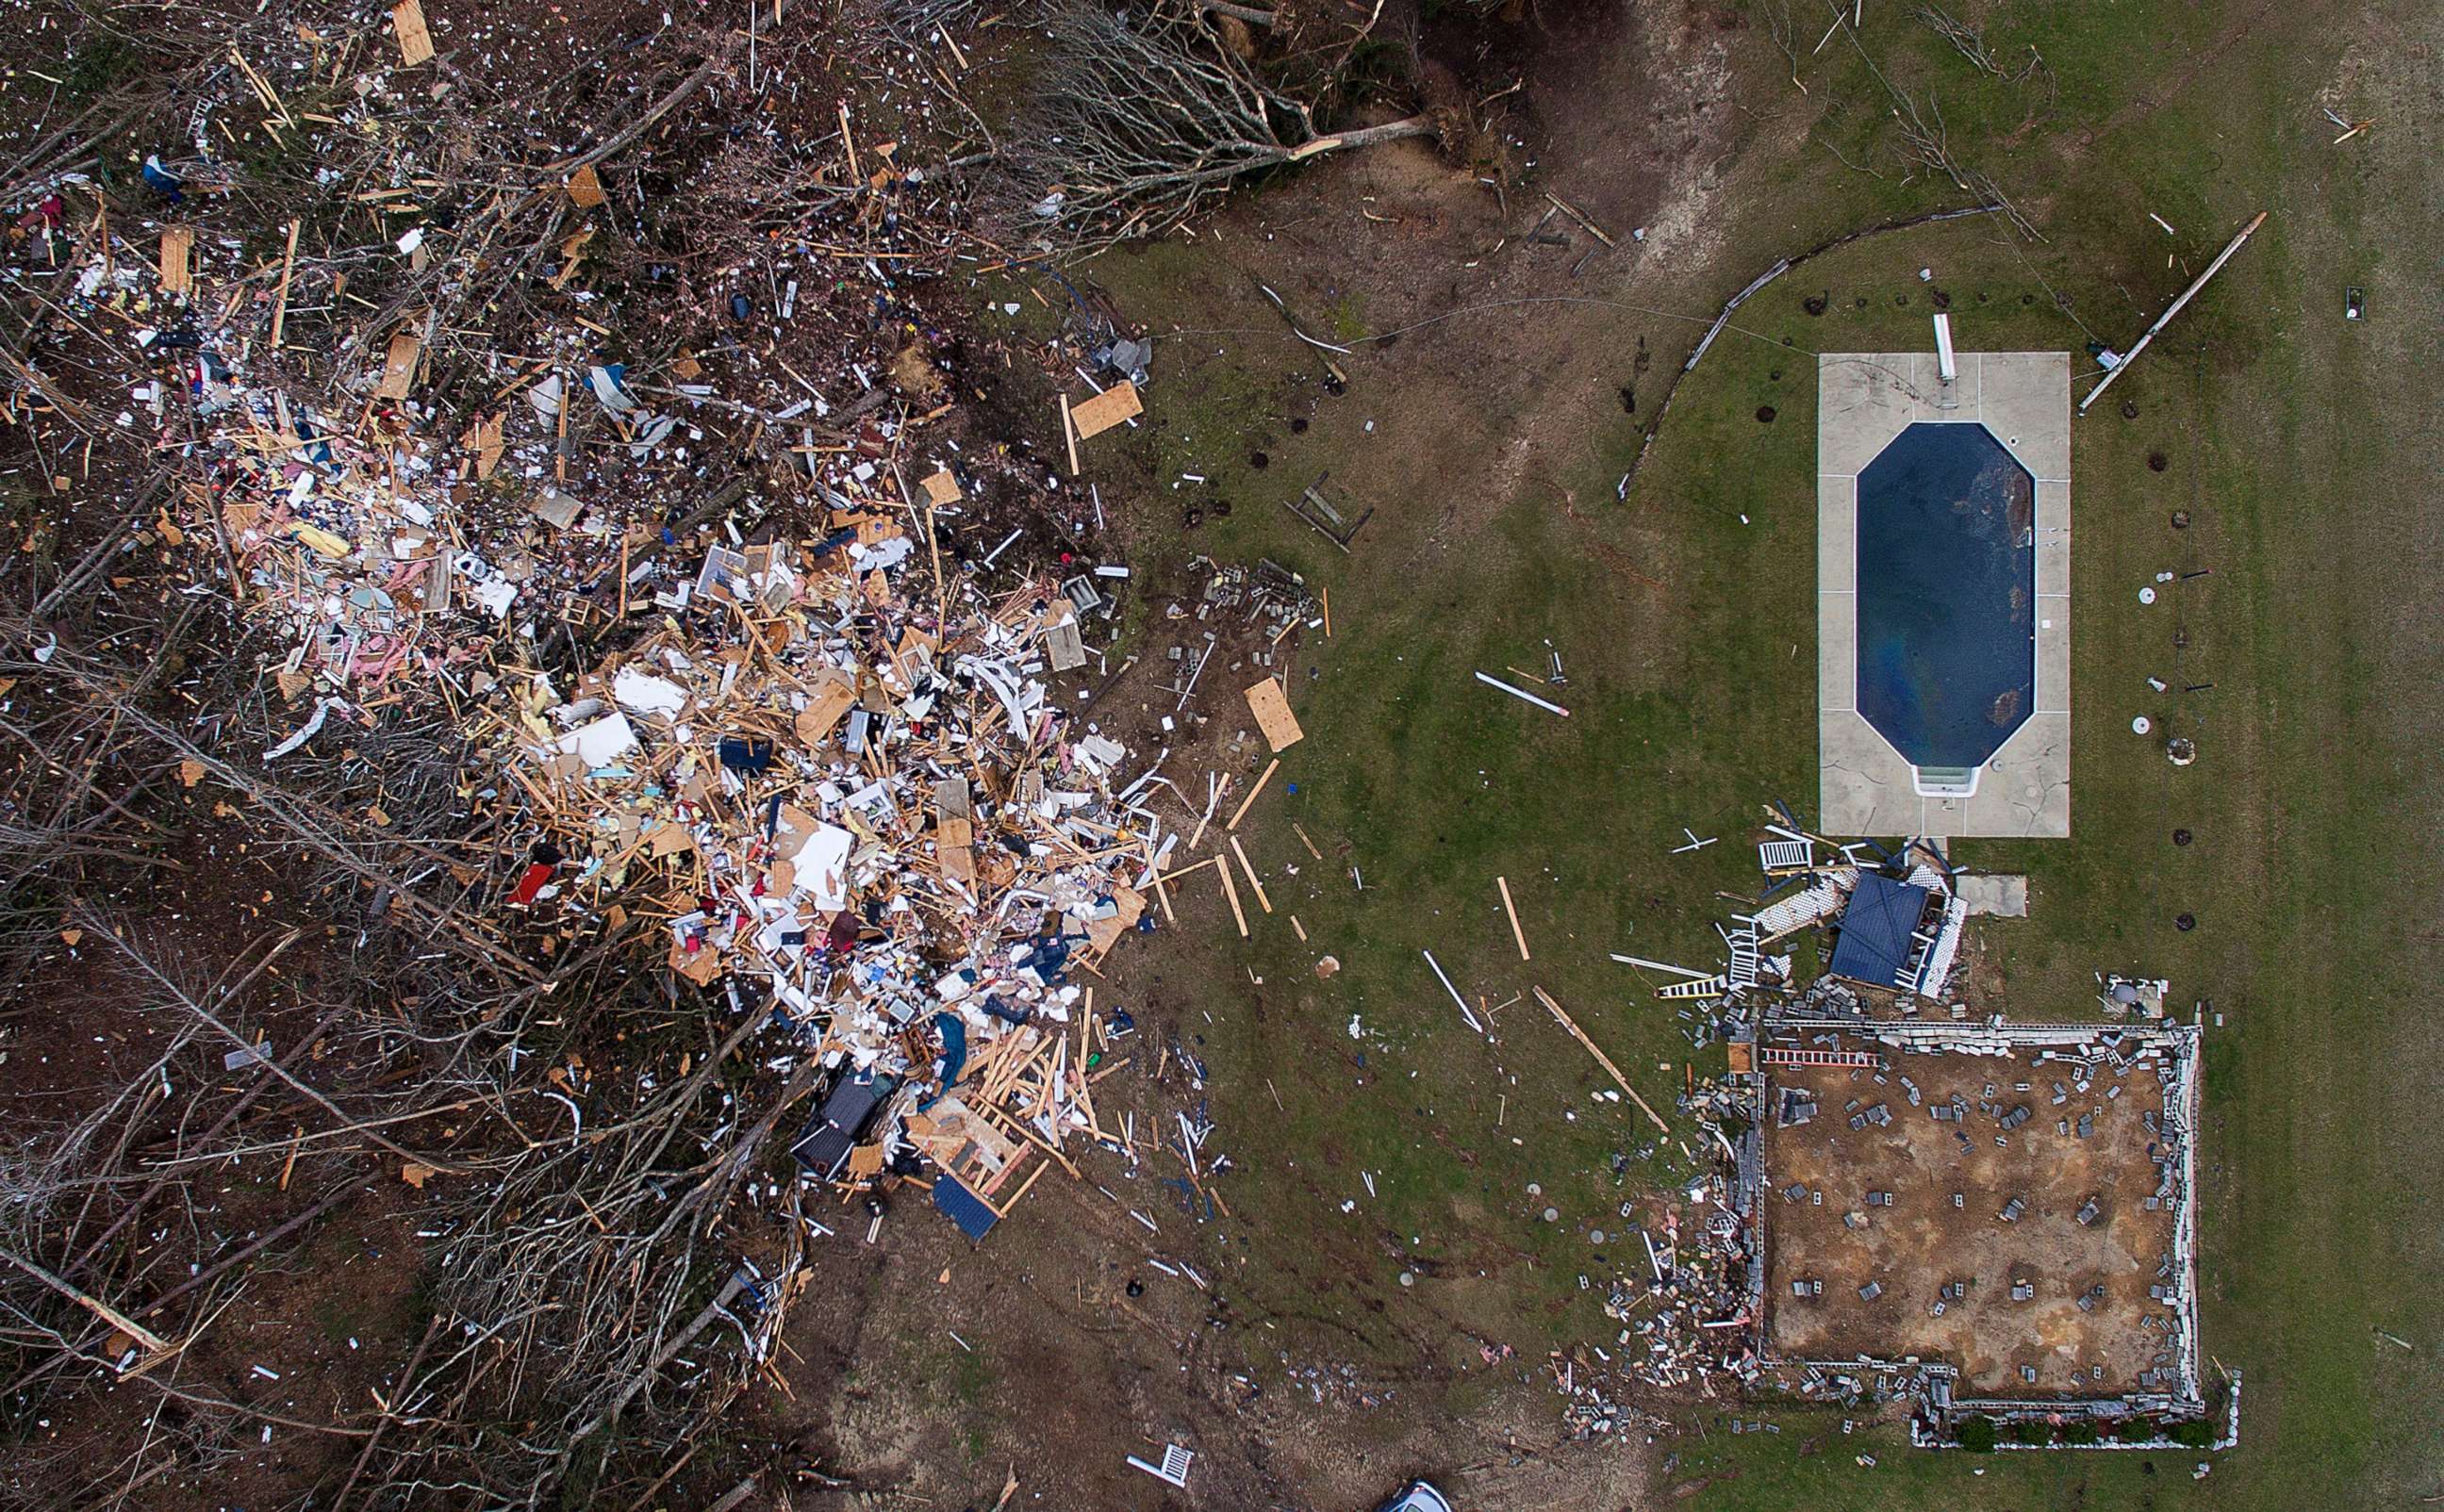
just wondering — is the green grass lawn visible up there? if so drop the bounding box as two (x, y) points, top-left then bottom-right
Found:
(1065, 0), (2439, 1505)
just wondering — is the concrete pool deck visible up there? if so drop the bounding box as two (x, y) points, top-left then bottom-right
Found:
(1819, 352), (2071, 838)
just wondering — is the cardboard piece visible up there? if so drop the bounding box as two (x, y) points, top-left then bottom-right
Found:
(1244, 676), (1304, 752)
(565, 164), (606, 208)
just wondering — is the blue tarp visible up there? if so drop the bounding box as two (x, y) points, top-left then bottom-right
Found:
(1827, 871), (1930, 988)
(933, 1173), (999, 1240)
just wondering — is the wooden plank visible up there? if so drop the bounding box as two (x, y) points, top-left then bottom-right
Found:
(920, 468), (962, 505)
(158, 226), (193, 296)
(1228, 836), (1271, 913)
(1533, 986), (1669, 1134)
(1225, 757), (1279, 831)
(1069, 380), (1142, 438)
(1058, 395), (1080, 476)
(375, 332), (421, 401)
(1215, 856), (1248, 938)
(392, 0), (434, 66)
(1496, 876), (1530, 961)
(1155, 855), (1220, 885)
(1244, 677), (1303, 752)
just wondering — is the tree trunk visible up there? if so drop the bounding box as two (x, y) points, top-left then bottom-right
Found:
(1286, 113), (1437, 162)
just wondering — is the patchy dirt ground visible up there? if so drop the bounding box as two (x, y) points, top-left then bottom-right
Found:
(1762, 1040), (2179, 1395)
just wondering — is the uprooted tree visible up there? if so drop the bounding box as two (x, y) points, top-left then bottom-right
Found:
(987, 0), (1438, 251)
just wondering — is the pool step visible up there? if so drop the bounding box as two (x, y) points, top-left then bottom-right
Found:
(1913, 764), (1977, 796)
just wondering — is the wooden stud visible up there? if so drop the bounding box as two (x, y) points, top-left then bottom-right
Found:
(1229, 836), (1271, 913)
(1497, 875), (1530, 961)
(1216, 857), (1248, 938)
(1225, 757), (1278, 831)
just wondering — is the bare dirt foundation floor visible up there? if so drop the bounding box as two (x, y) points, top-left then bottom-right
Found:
(1761, 1036), (2178, 1396)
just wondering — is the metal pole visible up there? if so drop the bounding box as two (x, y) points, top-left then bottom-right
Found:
(2079, 211), (2269, 414)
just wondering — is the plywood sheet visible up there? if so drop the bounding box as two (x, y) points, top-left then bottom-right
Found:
(1069, 380), (1142, 438)
(1244, 676), (1303, 752)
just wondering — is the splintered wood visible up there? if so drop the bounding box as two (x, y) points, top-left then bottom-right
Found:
(1068, 380), (1142, 439)
(392, 0), (434, 66)
(1244, 676), (1303, 751)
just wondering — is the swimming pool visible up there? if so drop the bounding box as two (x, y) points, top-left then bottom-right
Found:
(1854, 422), (2035, 777)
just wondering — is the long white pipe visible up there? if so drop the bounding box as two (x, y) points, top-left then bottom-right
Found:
(1475, 670), (1570, 717)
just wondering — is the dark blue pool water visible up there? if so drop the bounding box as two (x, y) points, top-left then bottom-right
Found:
(1856, 422), (2035, 770)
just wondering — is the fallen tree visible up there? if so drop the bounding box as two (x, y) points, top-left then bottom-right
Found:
(988, 0), (1433, 251)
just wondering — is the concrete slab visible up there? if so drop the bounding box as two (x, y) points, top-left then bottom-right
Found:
(1981, 352), (2072, 481)
(1956, 874), (2029, 917)
(1819, 352), (2071, 838)
(1816, 353), (1922, 476)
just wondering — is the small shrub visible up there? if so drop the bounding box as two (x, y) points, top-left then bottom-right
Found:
(2170, 1419), (2215, 1449)
(2008, 1420), (2051, 1445)
(2115, 1418), (2156, 1443)
(2061, 1422), (2101, 1446)
(1955, 1415), (1999, 1453)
